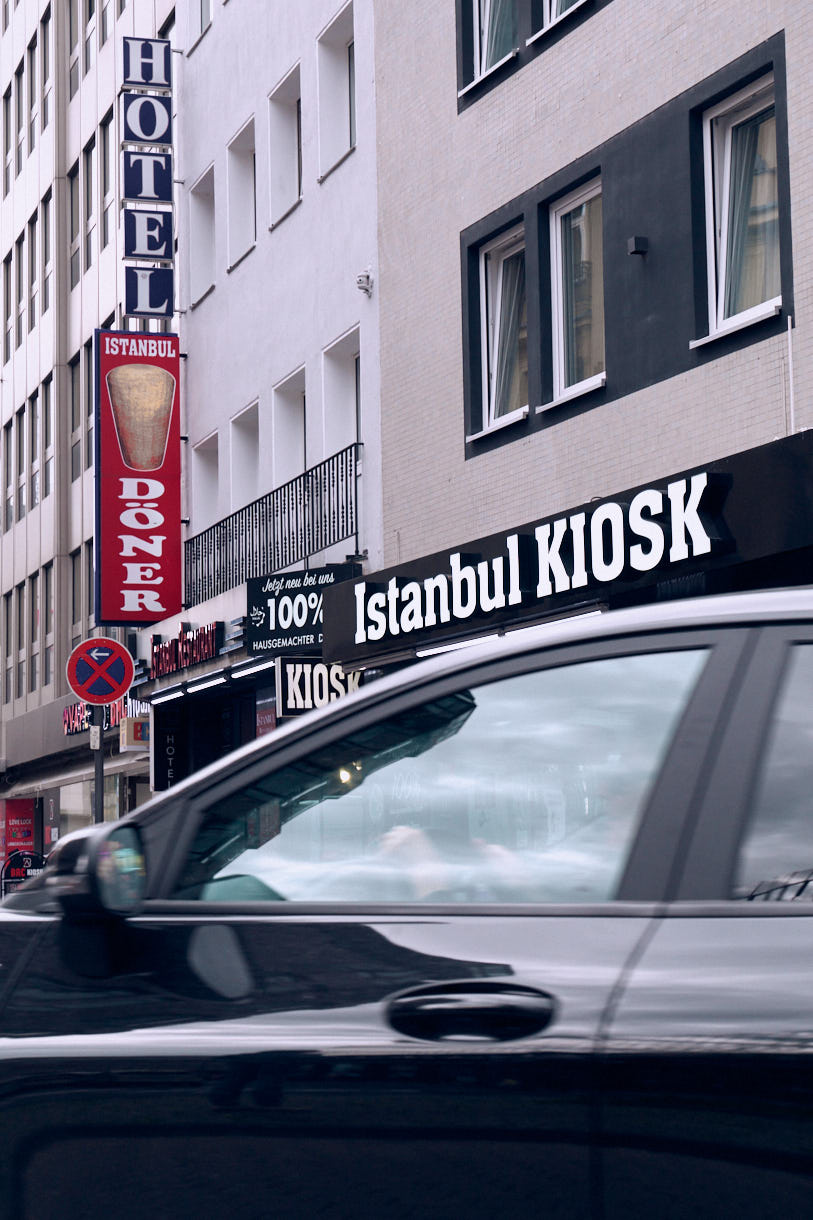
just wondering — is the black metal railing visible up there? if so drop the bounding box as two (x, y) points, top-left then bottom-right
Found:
(184, 443), (359, 606)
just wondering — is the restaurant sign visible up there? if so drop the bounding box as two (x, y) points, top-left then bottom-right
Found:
(150, 622), (224, 680)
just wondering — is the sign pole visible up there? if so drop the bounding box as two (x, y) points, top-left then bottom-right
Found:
(92, 704), (105, 824)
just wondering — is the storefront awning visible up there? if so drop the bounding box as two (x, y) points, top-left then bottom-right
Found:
(1, 752), (150, 799)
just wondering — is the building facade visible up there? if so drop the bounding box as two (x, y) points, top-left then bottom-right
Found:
(325, 0), (813, 673)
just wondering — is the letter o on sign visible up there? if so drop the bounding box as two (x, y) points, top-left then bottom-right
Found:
(124, 93), (171, 143)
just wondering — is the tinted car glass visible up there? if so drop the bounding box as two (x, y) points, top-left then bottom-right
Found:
(734, 643), (813, 899)
(176, 648), (708, 904)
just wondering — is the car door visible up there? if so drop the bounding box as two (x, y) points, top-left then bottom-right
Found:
(600, 624), (813, 1218)
(0, 630), (742, 1220)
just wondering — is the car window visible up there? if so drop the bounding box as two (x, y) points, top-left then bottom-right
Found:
(174, 649), (708, 904)
(734, 644), (813, 900)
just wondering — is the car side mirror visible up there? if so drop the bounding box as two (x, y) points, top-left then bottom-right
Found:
(39, 823), (147, 919)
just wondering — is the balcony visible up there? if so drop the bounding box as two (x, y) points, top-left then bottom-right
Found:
(184, 443), (359, 607)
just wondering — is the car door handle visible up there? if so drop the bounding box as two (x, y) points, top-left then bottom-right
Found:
(386, 980), (557, 1042)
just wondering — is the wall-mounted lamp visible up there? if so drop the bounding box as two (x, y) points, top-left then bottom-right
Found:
(356, 269), (373, 296)
(627, 236), (648, 256)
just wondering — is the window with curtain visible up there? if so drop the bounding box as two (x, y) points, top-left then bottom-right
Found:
(474, 0), (516, 78)
(480, 224), (528, 426)
(551, 179), (604, 399)
(704, 75), (780, 334)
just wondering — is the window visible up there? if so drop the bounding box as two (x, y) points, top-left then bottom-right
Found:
(28, 391), (39, 508)
(43, 562), (53, 684)
(40, 9), (51, 130)
(27, 212), (37, 331)
(227, 119), (256, 267)
(317, 2), (355, 178)
(68, 162), (80, 288)
(479, 225), (528, 430)
(69, 0), (79, 97)
(27, 35), (37, 153)
(3, 87), (11, 196)
(83, 137), (95, 270)
(100, 111), (114, 248)
(15, 406), (24, 520)
(550, 178), (605, 401)
(323, 327), (361, 455)
(190, 0), (211, 43)
(268, 65), (302, 224)
(70, 549), (82, 648)
(3, 253), (11, 363)
(472, 0), (516, 80)
(14, 60), (23, 175)
(85, 539), (94, 623)
(189, 165), (215, 303)
(100, 0), (111, 45)
(175, 648), (708, 903)
(14, 582), (24, 699)
(84, 0), (96, 74)
(191, 433), (219, 529)
(84, 338), (94, 468)
(230, 403), (259, 509)
(41, 190), (52, 312)
(3, 420), (12, 529)
(733, 644), (813, 898)
(42, 374), (52, 497)
(14, 233), (24, 349)
(69, 356), (81, 481)
(3, 592), (11, 703)
(29, 572), (38, 692)
(701, 75), (780, 338)
(272, 366), (306, 488)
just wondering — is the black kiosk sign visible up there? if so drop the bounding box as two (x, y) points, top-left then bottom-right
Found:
(323, 433), (813, 666)
(1, 851), (45, 899)
(247, 565), (358, 657)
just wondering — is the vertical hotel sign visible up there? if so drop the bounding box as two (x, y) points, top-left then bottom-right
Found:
(121, 38), (174, 318)
(95, 330), (182, 624)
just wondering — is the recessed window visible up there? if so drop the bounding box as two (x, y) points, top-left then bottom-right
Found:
(68, 162), (80, 288)
(268, 64), (302, 224)
(40, 9), (51, 131)
(192, 433), (219, 530)
(317, 2), (355, 178)
(702, 75), (780, 337)
(227, 119), (256, 267)
(189, 165), (215, 304)
(100, 111), (114, 248)
(27, 212), (37, 332)
(479, 224), (528, 428)
(550, 178), (604, 400)
(230, 402), (259, 509)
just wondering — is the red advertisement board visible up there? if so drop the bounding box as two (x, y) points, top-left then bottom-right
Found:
(1, 799), (35, 858)
(95, 330), (182, 624)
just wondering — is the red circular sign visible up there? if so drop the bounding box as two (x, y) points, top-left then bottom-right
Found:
(66, 637), (135, 705)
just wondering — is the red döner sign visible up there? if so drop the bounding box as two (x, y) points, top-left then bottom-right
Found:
(95, 329), (182, 624)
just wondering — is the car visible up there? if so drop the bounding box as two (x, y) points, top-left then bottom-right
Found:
(3, 586), (813, 1219)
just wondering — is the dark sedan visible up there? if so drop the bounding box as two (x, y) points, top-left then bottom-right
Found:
(3, 587), (813, 1218)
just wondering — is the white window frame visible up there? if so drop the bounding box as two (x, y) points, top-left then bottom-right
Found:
(698, 73), (781, 344)
(474, 223), (529, 438)
(549, 177), (606, 406)
(527, 0), (590, 46)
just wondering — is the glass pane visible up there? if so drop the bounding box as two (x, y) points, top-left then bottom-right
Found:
(734, 645), (813, 899)
(560, 191), (604, 388)
(177, 649), (708, 904)
(480, 0), (515, 73)
(724, 107), (779, 319)
(489, 246), (527, 419)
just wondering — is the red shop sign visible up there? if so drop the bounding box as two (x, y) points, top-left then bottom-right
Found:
(95, 329), (182, 625)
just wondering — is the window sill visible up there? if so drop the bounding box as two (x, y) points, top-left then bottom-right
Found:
(536, 371), (606, 412)
(457, 49), (519, 99)
(526, 0), (591, 47)
(270, 197), (302, 231)
(186, 21), (213, 57)
(318, 145), (356, 185)
(190, 282), (216, 311)
(227, 243), (255, 274)
(689, 299), (781, 349)
(466, 404), (529, 443)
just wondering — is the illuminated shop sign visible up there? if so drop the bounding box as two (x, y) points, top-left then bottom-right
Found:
(150, 622), (224, 680)
(274, 658), (363, 718)
(121, 37), (175, 318)
(324, 433), (813, 665)
(63, 694), (151, 737)
(95, 330), (182, 624)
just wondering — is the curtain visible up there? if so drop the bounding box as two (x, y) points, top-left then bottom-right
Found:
(724, 109), (779, 319)
(493, 250), (527, 419)
(483, 0), (515, 73)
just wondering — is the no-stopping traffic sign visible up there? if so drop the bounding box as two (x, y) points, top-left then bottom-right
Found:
(66, 637), (135, 705)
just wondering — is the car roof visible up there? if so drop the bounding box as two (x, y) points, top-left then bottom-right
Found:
(133, 585), (813, 821)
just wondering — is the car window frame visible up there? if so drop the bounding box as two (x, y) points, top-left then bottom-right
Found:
(673, 623), (813, 904)
(145, 626), (753, 912)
